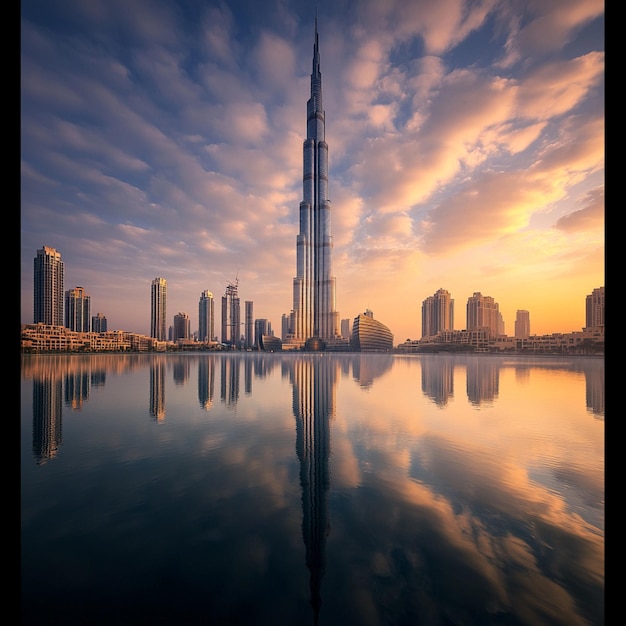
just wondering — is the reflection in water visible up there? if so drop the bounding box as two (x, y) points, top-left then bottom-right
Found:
(65, 361), (90, 410)
(351, 353), (393, 388)
(221, 355), (240, 407)
(172, 355), (190, 386)
(584, 359), (604, 418)
(32, 362), (63, 465)
(466, 356), (499, 405)
(421, 354), (455, 406)
(198, 356), (216, 410)
(149, 356), (166, 422)
(290, 355), (335, 624)
(22, 353), (604, 625)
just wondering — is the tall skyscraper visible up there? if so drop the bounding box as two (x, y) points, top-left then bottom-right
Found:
(221, 280), (240, 347)
(421, 288), (454, 338)
(290, 20), (339, 348)
(245, 301), (254, 349)
(151, 278), (167, 341)
(198, 290), (215, 343)
(585, 286), (604, 329)
(173, 312), (190, 341)
(34, 246), (64, 325)
(466, 292), (504, 336)
(514, 310), (530, 339)
(65, 286), (91, 332)
(92, 312), (108, 333)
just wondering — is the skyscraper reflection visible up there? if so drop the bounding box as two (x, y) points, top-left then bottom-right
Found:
(149, 355), (166, 421)
(32, 361), (63, 464)
(466, 357), (500, 405)
(420, 354), (455, 406)
(290, 355), (336, 624)
(198, 356), (216, 411)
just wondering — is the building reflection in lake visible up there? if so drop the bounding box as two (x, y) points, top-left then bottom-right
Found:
(466, 356), (500, 406)
(289, 355), (335, 623)
(149, 355), (166, 422)
(25, 354), (605, 468)
(198, 356), (216, 411)
(31, 359), (63, 465)
(420, 354), (455, 406)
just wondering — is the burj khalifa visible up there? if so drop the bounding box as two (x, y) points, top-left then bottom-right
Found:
(291, 19), (339, 349)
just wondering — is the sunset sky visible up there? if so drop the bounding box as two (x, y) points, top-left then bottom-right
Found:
(20, 0), (604, 342)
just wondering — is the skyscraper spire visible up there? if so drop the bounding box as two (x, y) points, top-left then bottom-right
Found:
(289, 17), (339, 349)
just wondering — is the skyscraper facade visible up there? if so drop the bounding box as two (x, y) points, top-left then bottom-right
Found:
(65, 286), (91, 332)
(514, 310), (530, 339)
(421, 288), (454, 338)
(173, 312), (190, 341)
(34, 246), (64, 325)
(221, 280), (240, 347)
(585, 286), (604, 329)
(198, 290), (215, 343)
(151, 278), (167, 341)
(245, 301), (254, 349)
(290, 20), (339, 348)
(92, 312), (108, 333)
(466, 292), (504, 335)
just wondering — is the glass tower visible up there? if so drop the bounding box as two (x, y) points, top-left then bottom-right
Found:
(291, 20), (339, 347)
(65, 286), (91, 332)
(34, 246), (64, 326)
(151, 278), (167, 341)
(198, 290), (215, 343)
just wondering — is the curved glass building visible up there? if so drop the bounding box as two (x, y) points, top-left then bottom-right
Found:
(350, 310), (394, 352)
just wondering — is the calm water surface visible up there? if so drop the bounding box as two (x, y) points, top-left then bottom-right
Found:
(21, 353), (604, 626)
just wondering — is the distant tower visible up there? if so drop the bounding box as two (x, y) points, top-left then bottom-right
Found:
(255, 318), (270, 349)
(221, 279), (240, 348)
(585, 287), (605, 329)
(514, 310), (530, 339)
(92, 312), (108, 333)
(290, 19), (339, 348)
(281, 313), (290, 341)
(466, 292), (504, 335)
(340, 318), (351, 339)
(245, 301), (254, 349)
(65, 286), (91, 332)
(34, 246), (64, 325)
(173, 312), (190, 341)
(421, 288), (454, 338)
(151, 278), (167, 341)
(198, 290), (215, 343)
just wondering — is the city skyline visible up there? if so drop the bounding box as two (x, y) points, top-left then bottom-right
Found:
(21, 1), (604, 341)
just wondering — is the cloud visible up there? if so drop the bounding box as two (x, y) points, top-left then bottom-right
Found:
(554, 186), (604, 232)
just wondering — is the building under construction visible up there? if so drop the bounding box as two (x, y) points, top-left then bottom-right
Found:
(221, 279), (241, 348)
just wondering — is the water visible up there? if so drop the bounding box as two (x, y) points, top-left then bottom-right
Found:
(21, 352), (604, 626)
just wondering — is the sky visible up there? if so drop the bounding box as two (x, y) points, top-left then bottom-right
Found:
(20, 0), (604, 342)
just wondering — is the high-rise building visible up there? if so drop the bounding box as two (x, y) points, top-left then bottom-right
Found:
(151, 278), (167, 341)
(289, 20), (339, 349)
(173, 312), (190, 341)
(255, 318), (271, 349)
(245, 301), (254, 349)
(34, 246), (64, 325)
(340, 318), (351, 339)
(421, 288), (454, 338)
(221, 280), (240, 347)
(281, 314), (290, 341)
(92, 312), (108, 333)
(466, 292), (504, 336)
(585, 287), (604, 329)
(198, 290), (215, 343)
(514, 310), (530, 339)
(65, 286), (91, 332)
